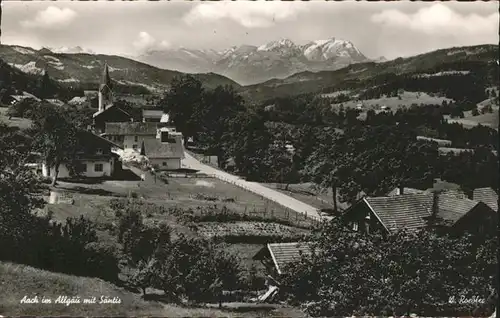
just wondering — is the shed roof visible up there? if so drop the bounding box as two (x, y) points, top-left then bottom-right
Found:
(253, 242), (313, 275)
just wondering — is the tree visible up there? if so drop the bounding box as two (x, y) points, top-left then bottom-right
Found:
(304, 128), (349, 213)
(224, 110), (272, 181)
(127, 257), (158, 296)
(281, 218), (496, 317)
(159, 75), (205, 146)
(264, 138), (296, 189)
(6, 97), (39, 119)
(38, 70), (57, 100)
(31, 103), (79, 186)
(197, 85), (245, 168)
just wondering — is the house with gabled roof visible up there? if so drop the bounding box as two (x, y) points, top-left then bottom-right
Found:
(102, 121), (184, 170)
(342, 192), (497, 236)
(41, 129), (123, 179)
(140, 128), (185, 170)
(103, 122), (159, 150)
(473, 187), (498, 212)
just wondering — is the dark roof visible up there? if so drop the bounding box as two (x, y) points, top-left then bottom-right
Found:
(141, 137), (185, 159)
(77, 130), (123, 150)
(254, 242), (313, 275)
(92, 104), (132, 118)
(105, 122), (158, 135)
(473, 188), (498, 212)
(363, 193), (481, 232)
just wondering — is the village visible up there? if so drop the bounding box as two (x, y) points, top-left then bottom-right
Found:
(0, 60), (496, 317)
(0, 1), (498, 317)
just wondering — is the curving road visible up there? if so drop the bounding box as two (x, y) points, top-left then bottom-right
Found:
(181, 152), (322, 220)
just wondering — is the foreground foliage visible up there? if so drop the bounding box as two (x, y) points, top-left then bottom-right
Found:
(280, 219), (497, 317)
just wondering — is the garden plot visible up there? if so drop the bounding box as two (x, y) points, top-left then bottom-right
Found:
(194, 222), (309, 240)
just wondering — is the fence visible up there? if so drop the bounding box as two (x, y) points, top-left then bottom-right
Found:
(166, 172), (216, 178)
(195, 202), (319, 228)
(214, 174), (322, 226)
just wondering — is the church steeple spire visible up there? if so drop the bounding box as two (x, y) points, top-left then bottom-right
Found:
(100, 63), (112, 91)
(98, 63), (113, 112)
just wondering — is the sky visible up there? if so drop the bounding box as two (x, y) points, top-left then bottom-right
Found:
(1, 0), (498, 59)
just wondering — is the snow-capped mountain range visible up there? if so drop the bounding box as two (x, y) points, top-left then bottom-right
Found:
(136, 37), (371, 85)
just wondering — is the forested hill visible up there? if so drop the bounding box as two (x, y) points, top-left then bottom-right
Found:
(0, 58), (83, 104)
(0, 45), (240, 97)
(241, 44), (499, 103)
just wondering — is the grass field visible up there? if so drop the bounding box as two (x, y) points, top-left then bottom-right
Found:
(332, 91), (453, 111)
(0, 262), (305, 317)
(447, 110), (498, 129)
(261, 182), (350, 211)
(0, 107), (33, 129)
(48, 176), (314, 228)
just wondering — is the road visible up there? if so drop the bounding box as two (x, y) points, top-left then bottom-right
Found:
(181, 152), (322, 220)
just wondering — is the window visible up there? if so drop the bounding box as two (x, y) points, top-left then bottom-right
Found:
(162, 162), (167, 166)
(352, 222), (359, 232)
(160, 131), (169, 142)
(96, 148), (103, 155)
(134, 136), (138, 142)
(94, 163), (103, 172)
(132, 144), (138, 151)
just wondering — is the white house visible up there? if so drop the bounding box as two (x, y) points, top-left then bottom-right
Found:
(102, 122), (184, 170)
(41, 130), (122, 179)
(142, 127), (184, 170)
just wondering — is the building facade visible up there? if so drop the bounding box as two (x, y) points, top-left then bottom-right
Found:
(41, 130), (122, 179)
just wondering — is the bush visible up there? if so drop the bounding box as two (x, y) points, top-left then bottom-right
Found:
(84, 241), (120, 282)
(153, 236), (242, 303)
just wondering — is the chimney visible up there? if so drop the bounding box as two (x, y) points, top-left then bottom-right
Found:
(432, 190), (441, 218)
(399, 185), (404, 195)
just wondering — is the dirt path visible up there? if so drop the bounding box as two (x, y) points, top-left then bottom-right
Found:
(181, 152), (322, 220)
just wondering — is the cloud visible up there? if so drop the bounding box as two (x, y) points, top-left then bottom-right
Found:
(21, 6), (77, 29)
(371, 3), (497, 36)
(132, 31), (170, 52)
(183, 2), (308, 28)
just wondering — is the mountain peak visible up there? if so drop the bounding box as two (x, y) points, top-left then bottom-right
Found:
(257, 38), (297, 52)
(302, 37), (365, 62)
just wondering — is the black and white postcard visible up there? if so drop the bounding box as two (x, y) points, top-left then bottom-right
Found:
(0, 0), (498, 317)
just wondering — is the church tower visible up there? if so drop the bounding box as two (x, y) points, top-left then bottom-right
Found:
(98, 63), (113, 112)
